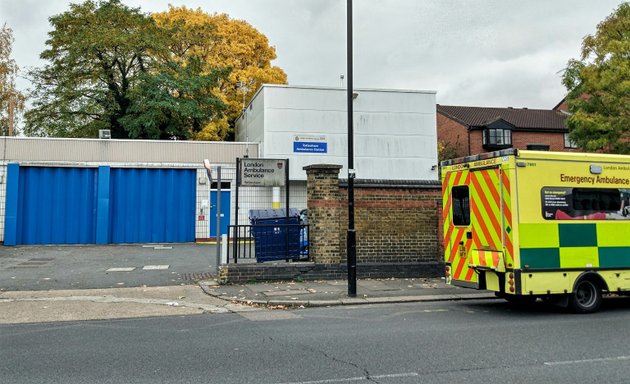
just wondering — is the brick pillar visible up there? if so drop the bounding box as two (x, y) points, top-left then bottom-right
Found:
(303, 164), (343, 264)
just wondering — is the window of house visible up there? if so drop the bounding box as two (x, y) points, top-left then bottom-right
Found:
(482, 128), (512, 146)
(451, 186), (470, 226)
(564, 133), (578, 149)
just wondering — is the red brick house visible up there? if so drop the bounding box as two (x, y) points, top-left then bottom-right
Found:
(553, 97), (569, 113)
(437, 105), (576, 159)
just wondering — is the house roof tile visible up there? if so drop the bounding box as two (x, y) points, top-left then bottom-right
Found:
(437, 105), (568, 130)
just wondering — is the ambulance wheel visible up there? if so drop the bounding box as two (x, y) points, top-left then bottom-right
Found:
(569, 279), (602, 314)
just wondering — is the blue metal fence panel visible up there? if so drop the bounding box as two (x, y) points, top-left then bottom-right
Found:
(109, 168), (195, 243)
(16, 167), (97, 245)
(95, 166), (111, 244)
(4, 163), (20, 246)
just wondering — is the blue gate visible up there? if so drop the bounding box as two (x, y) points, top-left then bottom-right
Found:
(109, 168), (196, 243)
(7, 166), (97, 245)
(4, 165), (196, 245)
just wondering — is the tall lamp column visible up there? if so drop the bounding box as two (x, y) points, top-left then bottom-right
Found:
(346, 0), (357, 297)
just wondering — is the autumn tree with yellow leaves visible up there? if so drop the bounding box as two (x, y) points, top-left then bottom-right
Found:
(153, 6), (287, 140)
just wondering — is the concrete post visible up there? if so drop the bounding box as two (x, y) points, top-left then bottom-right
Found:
(303, 164), (343, 264)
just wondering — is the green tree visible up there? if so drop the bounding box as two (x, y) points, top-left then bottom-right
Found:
(0, 23), (26, 136)
(121, 59), (228, 140)
(562, 3), (630, 153)
(24, 0), (226, 139)
(24, 0), (159, 137)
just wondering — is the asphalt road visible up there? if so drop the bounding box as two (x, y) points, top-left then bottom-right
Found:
(3, 298), (630, 384)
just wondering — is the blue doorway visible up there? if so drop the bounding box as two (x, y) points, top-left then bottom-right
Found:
(210, 189), (231, 238)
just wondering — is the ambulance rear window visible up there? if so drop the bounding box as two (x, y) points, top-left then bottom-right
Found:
(452, 186), (470, 226)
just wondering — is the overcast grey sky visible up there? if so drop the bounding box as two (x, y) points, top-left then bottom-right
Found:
(1, 0), (625, 108)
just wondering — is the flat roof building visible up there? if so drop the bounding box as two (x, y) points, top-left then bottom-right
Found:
(235, 84), (438, 181)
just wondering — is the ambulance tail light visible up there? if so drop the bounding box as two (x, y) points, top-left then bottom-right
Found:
(508, 273), (515, 293)
(445, 265), (451, 278)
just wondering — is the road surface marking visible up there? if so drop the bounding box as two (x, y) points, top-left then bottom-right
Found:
(277, 372), (419, 384)
(141, 245), (173, 249)
(544, 355), (630, 366)
(239, 311), (302, 321)
(142, 265), (170, 270)
(106, 267), (135, 272)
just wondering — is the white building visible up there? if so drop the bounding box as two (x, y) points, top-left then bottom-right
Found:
(235, 84), (438, 181)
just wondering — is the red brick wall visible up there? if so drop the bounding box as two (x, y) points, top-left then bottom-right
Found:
(469, 130), (484, 155)
(305, 164), (444, 265)
(337, 186), (443, 263)
(512, 131), (577, 152)
(437, 113), (469, 157)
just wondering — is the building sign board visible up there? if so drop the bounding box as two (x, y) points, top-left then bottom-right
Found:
(238, 158), (287, 187)
(293, 142), (327, 153)
(293, 134), (328, 154)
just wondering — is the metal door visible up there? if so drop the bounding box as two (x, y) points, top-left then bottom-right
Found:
(210, 190), (231, 238)
(443, 168), (475, 285)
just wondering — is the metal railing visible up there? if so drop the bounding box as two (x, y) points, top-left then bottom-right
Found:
(227, 223), (309, 263)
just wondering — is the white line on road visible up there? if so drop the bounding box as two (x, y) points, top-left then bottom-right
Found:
(276, 372), (419, 384)
(544, 355), (630, 366)
(142, 265), (170, 270)
(106, 267), (136, 272)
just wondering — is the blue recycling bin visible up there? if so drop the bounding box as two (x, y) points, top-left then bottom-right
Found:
(249, 209), (302, 262)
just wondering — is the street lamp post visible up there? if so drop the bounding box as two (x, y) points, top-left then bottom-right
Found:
(347, 0), (357, 297)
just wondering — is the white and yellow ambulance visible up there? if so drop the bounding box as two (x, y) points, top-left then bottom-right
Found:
(441, 149), (630, 313)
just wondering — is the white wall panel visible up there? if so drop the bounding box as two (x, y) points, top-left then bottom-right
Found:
(0, 137), (257, 165)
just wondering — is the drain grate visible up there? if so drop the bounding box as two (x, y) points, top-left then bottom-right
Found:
(180, 272), (214, 282)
